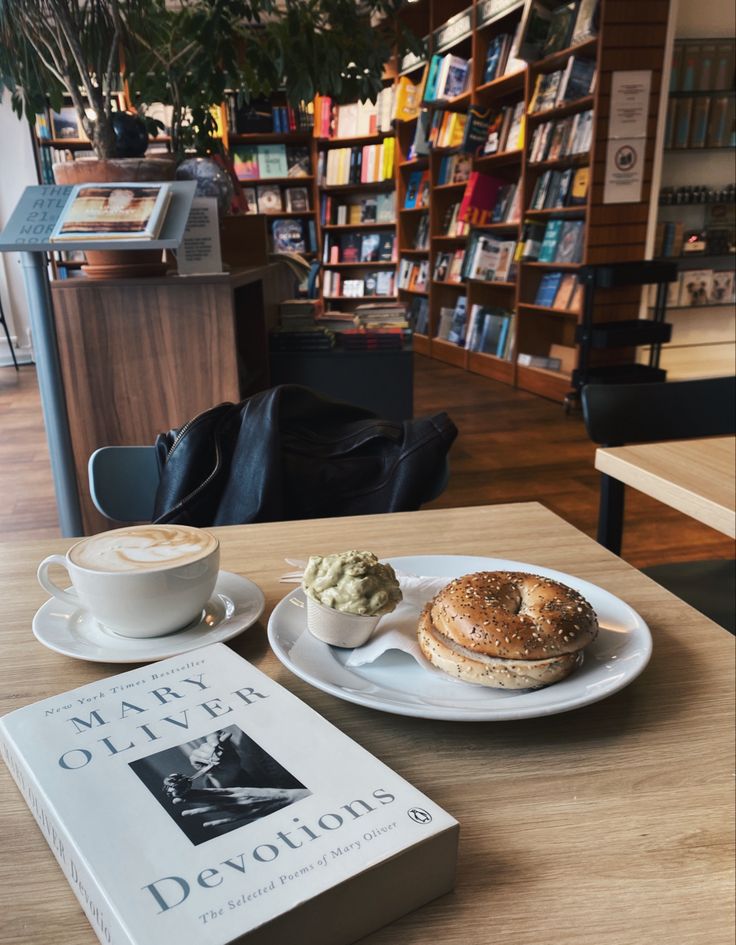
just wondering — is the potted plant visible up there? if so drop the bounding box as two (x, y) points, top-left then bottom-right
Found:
(0, 0), (176, 184)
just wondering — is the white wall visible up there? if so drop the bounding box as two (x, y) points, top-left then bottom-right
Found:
(0, 91), (40, 363)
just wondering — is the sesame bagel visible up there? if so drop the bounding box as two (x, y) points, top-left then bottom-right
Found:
(417, 571), (599, 690)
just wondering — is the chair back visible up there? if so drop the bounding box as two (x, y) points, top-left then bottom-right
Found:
(88, 446), (160, 523)
(581, 377), (736, 446)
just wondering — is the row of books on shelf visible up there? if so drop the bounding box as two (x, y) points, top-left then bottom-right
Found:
(659, 184), (735, 206)
(404, 171), (431, 209)
(670, 39), (735, 94)
(225, 95), (314, 134)
(482, 30), (524, 85)
(650, 269), (736, 308)
(529, 165), (588, 209)
(318, 140), (396, 185)
(411, 213), (430, 250)
(480, 102), (525, 156)
(436, 297), (517, 360)
(455, 172), (521, 227)
(271, 217), (318, 254)
(313, 91), (395, 139)
(427, 109), (468, 150)
(528, 110), (592, 163)
(322, 231), (396, 264)
(398, 258), (429, 293)
(436, 153), (472, 186)
(533, 271), (583, 311)
(319, 193), (395, 226)
(533, 218), (585, 263)
(322, 270), (396, 298)
(518, 0), (599, 63)
(461, 233), (518, 282)
(664, 95), (735, 150)
(423, 52), (472, 103)
(232, 145), (311, 181)
(242, 184), (310, 214)
(528, 56), (596, 113)
(438, 200), (470, 238)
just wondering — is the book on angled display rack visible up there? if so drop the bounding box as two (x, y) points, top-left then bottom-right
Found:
(257, 186), (284, 214)
(272, 218), (307, 254)
(0, 644), (458, 945)
(50, 183), (172, 242)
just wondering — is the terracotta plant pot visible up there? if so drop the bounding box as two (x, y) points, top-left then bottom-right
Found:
(53, 158), (177, 278)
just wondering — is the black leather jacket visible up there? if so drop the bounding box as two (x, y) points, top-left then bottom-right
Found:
(152, 385), (457, 526)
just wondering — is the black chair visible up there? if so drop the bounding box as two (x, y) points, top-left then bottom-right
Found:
(581, 377), (736, 632)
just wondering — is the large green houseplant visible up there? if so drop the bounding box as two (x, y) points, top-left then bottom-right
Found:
(1, 0), (417, 164)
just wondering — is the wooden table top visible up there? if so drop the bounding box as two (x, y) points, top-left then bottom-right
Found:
(1, 503), (734, 945)
(595, 436), (736, 538)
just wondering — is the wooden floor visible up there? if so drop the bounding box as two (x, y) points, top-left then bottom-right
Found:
(1, 356), (733, 570)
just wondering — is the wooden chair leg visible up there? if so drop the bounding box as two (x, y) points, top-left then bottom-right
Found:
(597, 473), (625, 556)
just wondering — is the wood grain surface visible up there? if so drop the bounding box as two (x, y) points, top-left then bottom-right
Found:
(1, 503), (733, 945)
(49, 264), (291, 535)
(596, 438), (736, 538)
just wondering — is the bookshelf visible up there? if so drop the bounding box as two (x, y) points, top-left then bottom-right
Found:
(390, 0), (673, 403)
(30, 2), (675, 404)
(644, 36), (736, 381)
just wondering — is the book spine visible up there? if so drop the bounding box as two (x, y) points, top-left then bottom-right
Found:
(0, 729), (134, 945)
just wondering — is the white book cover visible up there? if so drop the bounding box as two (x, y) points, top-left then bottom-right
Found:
(0, 644), (458, 945)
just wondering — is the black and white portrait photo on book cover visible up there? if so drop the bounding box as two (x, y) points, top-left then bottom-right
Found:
(129, 725), (310, 845)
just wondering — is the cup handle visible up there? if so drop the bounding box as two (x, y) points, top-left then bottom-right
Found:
(37, 555), (79, 608)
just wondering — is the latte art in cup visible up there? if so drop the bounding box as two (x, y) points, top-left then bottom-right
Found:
(69, 525), (218, 573)
(37, 524), (220, 638)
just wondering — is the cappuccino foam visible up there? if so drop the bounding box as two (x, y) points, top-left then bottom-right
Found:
(69, 525), (218, 573)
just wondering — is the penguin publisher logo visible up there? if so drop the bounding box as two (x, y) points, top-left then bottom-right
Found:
(408, 807), (432, 824)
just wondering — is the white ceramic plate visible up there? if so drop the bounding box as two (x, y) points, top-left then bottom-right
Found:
(267, 555), (652, 721)
(33, 571), (265, 663)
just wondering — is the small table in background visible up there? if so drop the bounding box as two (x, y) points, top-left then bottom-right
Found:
(595, 436), (736, 538)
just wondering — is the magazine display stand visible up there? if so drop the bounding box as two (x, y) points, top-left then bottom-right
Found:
(0, 181), (197, 535)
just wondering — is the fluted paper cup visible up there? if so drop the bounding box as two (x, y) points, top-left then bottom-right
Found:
(306, 595), (381, 648)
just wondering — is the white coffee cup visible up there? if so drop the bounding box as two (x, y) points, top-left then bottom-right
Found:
(37, 524), (220, 638)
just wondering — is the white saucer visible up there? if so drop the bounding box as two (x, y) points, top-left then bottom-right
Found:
(33, 571), (265, 663)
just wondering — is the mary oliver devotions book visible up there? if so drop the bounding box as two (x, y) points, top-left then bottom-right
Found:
(50, 183), (172, 242)
(0, 644), (458, 945)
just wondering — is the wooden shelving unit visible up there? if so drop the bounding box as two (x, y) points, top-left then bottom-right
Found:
(389, 0), (671, 402)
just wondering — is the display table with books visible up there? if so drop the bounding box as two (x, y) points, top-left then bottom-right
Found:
(1, 503), (733, 945)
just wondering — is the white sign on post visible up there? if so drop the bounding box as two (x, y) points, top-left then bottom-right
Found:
(176, 197), (223, 275)
(603, 70), (652, 205)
